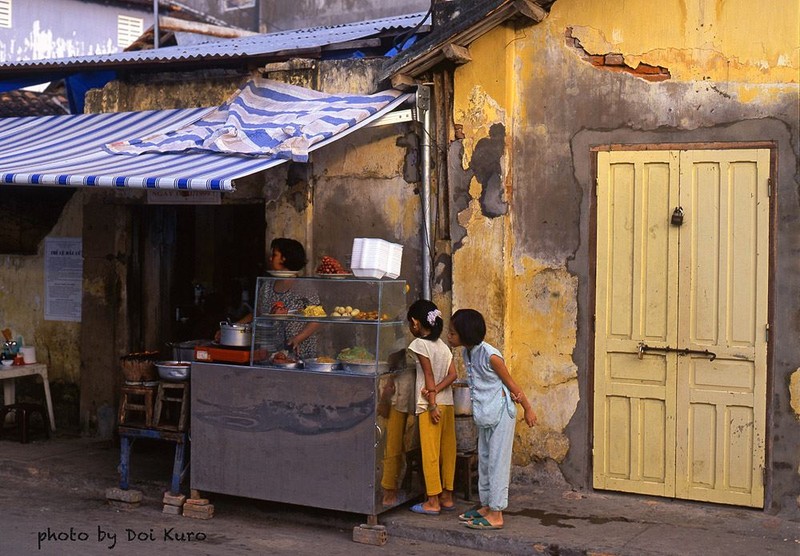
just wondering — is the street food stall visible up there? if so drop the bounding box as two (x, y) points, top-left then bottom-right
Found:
(190, 275), (422, 520)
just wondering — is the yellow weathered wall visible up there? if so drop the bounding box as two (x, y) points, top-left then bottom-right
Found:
(451, 23), (581, 466)
(450, 0), (799, 475)
(0, 194), (83, 384)
(549, 0), (798, 94)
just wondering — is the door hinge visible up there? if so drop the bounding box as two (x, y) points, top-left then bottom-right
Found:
(765, 324), (770, 343)
(767, 178), (772, 197)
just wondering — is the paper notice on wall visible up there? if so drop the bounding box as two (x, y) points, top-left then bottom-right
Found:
(44, 237), (83, 322)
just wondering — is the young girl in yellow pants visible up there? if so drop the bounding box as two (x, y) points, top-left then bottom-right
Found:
(407, 300), (458, 515)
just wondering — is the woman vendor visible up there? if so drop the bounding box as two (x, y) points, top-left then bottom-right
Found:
(225, 238), (321, 360)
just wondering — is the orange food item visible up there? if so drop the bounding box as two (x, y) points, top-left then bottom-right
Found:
(271, 301), (288, 314)
(271, 351), (297, 364)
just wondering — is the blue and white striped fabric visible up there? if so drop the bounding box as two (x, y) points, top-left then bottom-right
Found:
(0, 83), (410, 191)
(106, 78), (404, 163)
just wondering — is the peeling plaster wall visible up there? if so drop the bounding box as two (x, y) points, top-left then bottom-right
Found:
(451, 22), (581, 482)
(0, 194), (83, 384)
(311, 125), (422, 298)
(451, 0), (800, 508)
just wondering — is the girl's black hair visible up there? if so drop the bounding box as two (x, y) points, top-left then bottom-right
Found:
(450, 309), (486, 347)
(407, 299), (443, 341)
(271, 238), (307, 271)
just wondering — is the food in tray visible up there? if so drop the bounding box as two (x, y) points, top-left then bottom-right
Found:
(316, 255), (349, 275)
(271, 350), (298, 364)
(331, 306), (361, 317)
(353, 310), (391, 321)
(302, 305), (327, 317)
(270, 301), (289, 315)
(315, 355), (336, 363)
(337, 346), (375, 362)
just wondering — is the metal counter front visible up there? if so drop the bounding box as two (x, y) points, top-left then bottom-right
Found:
(191, 362), (420, 517)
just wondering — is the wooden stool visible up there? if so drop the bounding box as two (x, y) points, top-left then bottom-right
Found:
(455, 452), (479, 501)
(0, 402), (50, 443)
(153, 381), (189, 432)
(118, 384), (157, 427)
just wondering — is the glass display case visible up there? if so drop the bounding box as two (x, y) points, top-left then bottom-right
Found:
(191, 276), (423, 519)
(250, 276), (407, 374)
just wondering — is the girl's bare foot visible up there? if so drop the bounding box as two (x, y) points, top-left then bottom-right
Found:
(382, 489), (398, 506)
(439, 489), (455, 510)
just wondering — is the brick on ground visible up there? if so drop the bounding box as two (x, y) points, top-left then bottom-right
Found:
(162, 504), (182, 515)
(105, 488), (142, 503)
(162, 492), (186, 506)
(183, 504), (214, 520)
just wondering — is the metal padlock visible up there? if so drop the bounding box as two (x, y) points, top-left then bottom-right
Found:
(671, 207), (684, 226)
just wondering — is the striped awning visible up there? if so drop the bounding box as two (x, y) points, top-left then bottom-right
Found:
(0, 87), (411, 192)
(106, 79), (406, 163)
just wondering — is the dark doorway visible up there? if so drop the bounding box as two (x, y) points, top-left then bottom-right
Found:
(131, 203), (265, 351)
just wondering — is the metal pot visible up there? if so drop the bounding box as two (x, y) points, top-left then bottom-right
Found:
(155, 361), (191, 382)
(168, 340), (203, 362)
(219, 321), (252, 347)
(453, 380), (472, 415)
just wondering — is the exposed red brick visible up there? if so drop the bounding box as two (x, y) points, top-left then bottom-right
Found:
(587, 55), (606, 66)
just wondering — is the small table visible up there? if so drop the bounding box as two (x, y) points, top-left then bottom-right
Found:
(0, 363), (56, 431)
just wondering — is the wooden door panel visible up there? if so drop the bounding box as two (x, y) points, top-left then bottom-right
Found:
(676, 150), (768, 507)
(593, 151), (678, 494)
(595, 148), (768, 507)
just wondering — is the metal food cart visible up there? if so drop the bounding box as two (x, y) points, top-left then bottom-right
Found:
(190, 277), (421, 521)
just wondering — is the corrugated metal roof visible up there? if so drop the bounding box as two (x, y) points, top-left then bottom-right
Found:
(0, 12), (430, 73)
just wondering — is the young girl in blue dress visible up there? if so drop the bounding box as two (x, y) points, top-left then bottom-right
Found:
(448, 308), (536, 530)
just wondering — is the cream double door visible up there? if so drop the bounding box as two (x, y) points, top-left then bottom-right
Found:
(592, 149), (769, 507)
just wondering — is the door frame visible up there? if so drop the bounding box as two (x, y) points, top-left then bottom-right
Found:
(588, 141), (777, 507)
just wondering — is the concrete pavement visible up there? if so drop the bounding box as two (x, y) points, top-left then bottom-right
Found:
(0, 434), (797, 555)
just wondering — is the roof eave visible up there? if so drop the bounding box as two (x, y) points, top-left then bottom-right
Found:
(379, 0), (549, 81)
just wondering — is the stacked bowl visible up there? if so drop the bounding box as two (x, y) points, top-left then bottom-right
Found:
(350, 238), (403, 279)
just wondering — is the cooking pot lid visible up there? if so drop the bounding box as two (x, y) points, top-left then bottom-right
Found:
(220, 321), (252, 331)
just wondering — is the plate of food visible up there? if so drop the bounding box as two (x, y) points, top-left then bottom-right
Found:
(267, 270), (300, 278)
(268, 302), (297, 318)
(304, 356), (339, 372)
(300, 305), (327, 318)
(269, 350), (302, 369)
(328, 306), (361, 319)
(315, 256), (352, 278)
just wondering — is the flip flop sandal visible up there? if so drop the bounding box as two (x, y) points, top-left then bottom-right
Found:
(465, 516), (503, 530)
(409, 503), (440, 516)
(458, 508), (482, 521)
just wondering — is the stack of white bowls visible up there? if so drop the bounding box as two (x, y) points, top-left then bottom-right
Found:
(351, 238), (403, 279)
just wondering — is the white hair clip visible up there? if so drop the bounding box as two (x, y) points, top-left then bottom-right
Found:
(427, 309), (442, 325)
